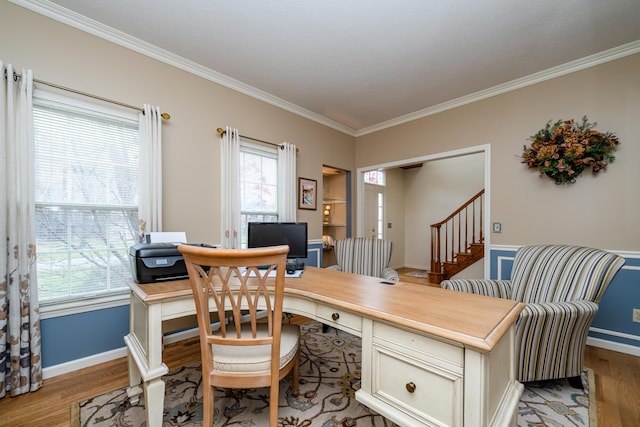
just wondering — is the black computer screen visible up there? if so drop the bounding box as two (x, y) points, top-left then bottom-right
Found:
(247, 222), (308, 259)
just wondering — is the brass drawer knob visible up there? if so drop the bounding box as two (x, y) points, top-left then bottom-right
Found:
(406, 382), (416, 393)
(332, 312), (340, 321)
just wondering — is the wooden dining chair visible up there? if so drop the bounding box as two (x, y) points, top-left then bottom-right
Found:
(178, 244), (300, 426)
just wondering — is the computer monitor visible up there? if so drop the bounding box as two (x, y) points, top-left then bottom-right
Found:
(247, 222), (308, 260)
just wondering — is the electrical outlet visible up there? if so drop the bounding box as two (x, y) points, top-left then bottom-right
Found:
(492, 222), (502, 233)
(633, 309), (640, 323)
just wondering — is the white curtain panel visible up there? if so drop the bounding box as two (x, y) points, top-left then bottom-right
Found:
(220, 127), (241, 248)
(278, 142), (297, 222)
(0, 62), (42, 398)
(138, 104), (163, 240)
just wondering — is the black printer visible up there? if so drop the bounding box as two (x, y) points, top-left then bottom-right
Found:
(129, 242), (215, 283)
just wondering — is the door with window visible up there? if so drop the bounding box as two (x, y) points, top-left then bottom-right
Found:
(363, 171), (385, 239)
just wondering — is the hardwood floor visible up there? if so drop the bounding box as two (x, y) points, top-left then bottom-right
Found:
(0, 336), (202, 427)
(1, 318), (638, 426)
(397, 267), (439, 287)
(584, 345), (640, 427)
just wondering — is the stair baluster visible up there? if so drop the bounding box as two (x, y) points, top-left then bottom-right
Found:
(428, 189), (485, 284)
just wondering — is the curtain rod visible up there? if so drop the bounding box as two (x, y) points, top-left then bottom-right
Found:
(7, 70), (170, 120)
(216, 127), (280, 148)
(216, 128), (299, 153)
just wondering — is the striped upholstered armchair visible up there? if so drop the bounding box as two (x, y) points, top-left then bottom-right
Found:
(441, 245), (624, 384)
(326, 237), (399, 281)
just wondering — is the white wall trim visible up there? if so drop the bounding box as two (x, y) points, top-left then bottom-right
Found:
(42, 322), (640, 379)
(11, 1), (640, 138)
(42, 327), (201, 379)
(355, 40), (640, 136)
(496, 255), (515, 280)
(357, 144), (489, 233)
(42, 346), (128, 379)
(587, 337), (640, 357)
(590, 327), (640, 343)
(40, 292), (130, 319)
(490, 245), (640, 259)
(307, 247), (322, 268)
(10, 0), (354, 136)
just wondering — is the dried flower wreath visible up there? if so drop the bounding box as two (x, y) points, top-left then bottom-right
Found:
(521, 116), (619, 184)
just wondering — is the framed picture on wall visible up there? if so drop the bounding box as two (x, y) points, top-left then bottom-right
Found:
(298, 177), (317, 210)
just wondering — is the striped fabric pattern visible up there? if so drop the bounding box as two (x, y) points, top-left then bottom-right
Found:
(440, 244), (625, 382)
(510, 245), (625, 304)
(329, 238), (398, 280)
(516, 300), (598, 382)
(440, 279), (512, 299)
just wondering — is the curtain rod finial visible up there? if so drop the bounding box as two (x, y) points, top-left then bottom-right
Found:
(217, 127), (225, 135)
(161, 112), (171, 120)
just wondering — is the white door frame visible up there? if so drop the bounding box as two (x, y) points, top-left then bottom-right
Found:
(356, 144), (491, 279)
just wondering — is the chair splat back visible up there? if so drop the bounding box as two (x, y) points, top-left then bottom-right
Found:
(207, 265), (276, 344)
(178, 244), (300, 427)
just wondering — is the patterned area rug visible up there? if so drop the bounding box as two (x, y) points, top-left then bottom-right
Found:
(73, 322), (596, 426)
(519, 369), (597, 427)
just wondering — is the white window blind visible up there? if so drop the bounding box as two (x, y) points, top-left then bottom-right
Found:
(239, 142), (278, 247)
(33, 93), (139, 304)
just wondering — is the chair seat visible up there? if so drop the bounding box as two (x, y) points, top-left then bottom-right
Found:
(213, 324), (300, 374)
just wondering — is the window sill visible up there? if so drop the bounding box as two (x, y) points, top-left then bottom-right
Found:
(39, 292), (130, 319)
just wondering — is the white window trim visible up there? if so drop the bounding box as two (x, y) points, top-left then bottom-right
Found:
(34, 88), (139, 123)
(39, 292), (131, 319)
(34, 88), (140, 313)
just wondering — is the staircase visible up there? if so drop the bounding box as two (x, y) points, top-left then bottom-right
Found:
(428, 189), (485, 284)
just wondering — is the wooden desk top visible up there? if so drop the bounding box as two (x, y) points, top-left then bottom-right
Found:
(129, 267), (523, 353)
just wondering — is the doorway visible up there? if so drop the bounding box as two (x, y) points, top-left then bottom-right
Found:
(356, 145), (490, 277)
(322, 166), (351, 267)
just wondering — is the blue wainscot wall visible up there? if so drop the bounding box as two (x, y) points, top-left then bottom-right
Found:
(490, 246), (640, 356)
(41, 241), (324, 375)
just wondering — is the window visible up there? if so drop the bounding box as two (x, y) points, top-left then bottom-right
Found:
(239, 141), (278, 247)
(376, 192), (384, 239)
(33, 91), (139, 305)
(364, 170), (385, 186)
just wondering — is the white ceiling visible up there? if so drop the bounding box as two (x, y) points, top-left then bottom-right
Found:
(15, 0), (640, 135)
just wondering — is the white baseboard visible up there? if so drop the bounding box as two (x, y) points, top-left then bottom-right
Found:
(587, 336), (640, 357)
(42, 327), (201, 380)
(42, 346), (128, 379)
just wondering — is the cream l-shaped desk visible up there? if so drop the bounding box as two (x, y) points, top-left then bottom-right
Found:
(125, 267), (524, 426)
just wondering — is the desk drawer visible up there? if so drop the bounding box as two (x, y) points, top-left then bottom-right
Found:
(316, 304), (361, 335)
(373, 321), (463, 366)
(372, 346), (463, 426)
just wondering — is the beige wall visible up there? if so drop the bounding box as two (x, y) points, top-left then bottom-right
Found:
(377, 154), (484, 269)
(356, 54), (640, 251)
(1, 2), (355, 243)
(4, 2), (639, 252)
(405, 153), (485, 268)
(384, 168), (406, 267)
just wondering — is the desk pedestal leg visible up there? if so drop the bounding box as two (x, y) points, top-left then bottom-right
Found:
(126, 348), (143, 404)
(144, 377), (166, 427)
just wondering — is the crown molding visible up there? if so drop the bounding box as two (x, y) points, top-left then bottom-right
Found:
(355, 39), (640, 137)
(10, 0), (357, 136)
(11, 1), (640, 139)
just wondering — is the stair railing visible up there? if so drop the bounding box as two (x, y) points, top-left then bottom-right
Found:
(430, 189), (484, 277)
